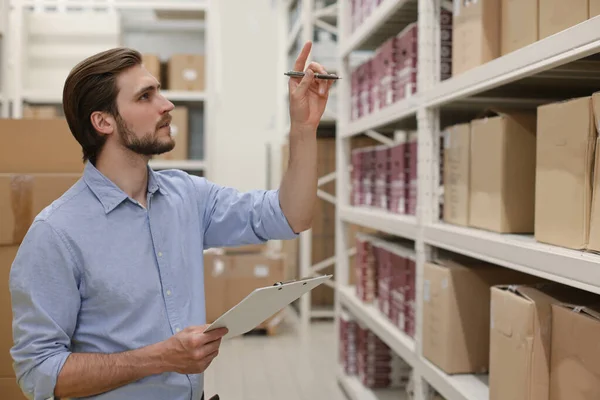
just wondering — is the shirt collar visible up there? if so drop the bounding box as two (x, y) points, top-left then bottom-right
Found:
(83, 162), (166, 214)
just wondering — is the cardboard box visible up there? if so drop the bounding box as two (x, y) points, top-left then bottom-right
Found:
(167, 54), (205, 91)
(443, 123), (470, 226)
(395, 24), (418, 101)
(490, 284), (598, 400)
(469, 112), (537, 233)
(452, 0), (501, 75)
(153, 107), (189, 161)
(221, 243), (266, 255)
(0, 119), (83, 173)
(591, 0), (600, 17)
(539, 0), (588, 39)
(0, 173), (80, 246)
(501, 0), (538, 55)
(388, 138), (407, 214)
(423, 258), (542, 374)
(141, 53), (161, 80)
(203, 251), (286, 323)
(22, 105), (58, 119)
(550, 303), (600, 400)
(536, 95), (598, 250)
(0, 378), (26, 399)
(1, 246), (18, 378)
(440, 4), (453, 81)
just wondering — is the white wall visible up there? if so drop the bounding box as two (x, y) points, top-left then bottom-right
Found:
(208, 0), (282, 192)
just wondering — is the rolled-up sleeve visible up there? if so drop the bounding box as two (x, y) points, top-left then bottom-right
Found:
(9, 220), (81, 400)
(192, 177), (299, 248)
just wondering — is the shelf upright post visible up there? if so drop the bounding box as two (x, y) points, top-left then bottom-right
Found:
(334, 0), (351, 385)
(415, 0), (442, 398)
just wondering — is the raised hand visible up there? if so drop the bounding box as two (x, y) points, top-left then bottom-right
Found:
(288, 41), (334, 134)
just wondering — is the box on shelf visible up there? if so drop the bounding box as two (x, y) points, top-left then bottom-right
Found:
(373, 145), (390, 210)
(141, 53), (161, 80)
(355, 235), (378, 303)
(358, 60), (373, 119)
(167, 54), (205, 91)
(452, 0), (501, 75)
(356, 323), (412, 389)
(405, 132), (418, 216)
(152, 107), (189, 161)
(536, 95), (598, 250)
(378, 36), (399, 109)
(423, 257), (543, 375)
(388, 135), (408, 215)
(0, 378), (25, 400)
(394, 23), (418, 101)
(221, 243), (267, 255)
(0, 174), (80, 246)
(443, 123), (470, 226)
(22, 105), (58, 119)
(371, 48), (384, 113)
(0, 119), (83, 174)
(539, 0), (588, 39)
(501, 0), (538, 55)
(489, 284), (598, 400)
(440, 3), (453, 81)
(351, 68), (361, 121)
(550, 303), (600, 400)
(0, 246), (18, 380)
(469, 112), (537, 233)
(203, 250), (286, 323)
(592, 0), (600, 17)
(340, 310), (359, 376)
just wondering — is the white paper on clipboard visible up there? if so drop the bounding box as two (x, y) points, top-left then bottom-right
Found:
(204, 274), (332, 339)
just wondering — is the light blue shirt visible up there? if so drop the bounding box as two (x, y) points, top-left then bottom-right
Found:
(9, 162), (298, 400)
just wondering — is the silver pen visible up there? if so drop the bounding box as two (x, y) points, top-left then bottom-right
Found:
(284, 70), (341, 80)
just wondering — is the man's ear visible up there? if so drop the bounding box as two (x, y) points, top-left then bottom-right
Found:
(90, 111), (115, 136)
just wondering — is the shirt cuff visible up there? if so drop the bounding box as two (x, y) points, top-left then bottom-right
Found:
(267, 189), (300, 240)
(18, 351), (70, 400)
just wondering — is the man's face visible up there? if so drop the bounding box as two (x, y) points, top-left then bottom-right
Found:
(113, 64), (176, 156)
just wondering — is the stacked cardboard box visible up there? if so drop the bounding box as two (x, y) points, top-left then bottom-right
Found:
(440, 2), (453, 81)
(454, 0), (600, 75)
(489, 283), (599, 400)
(339, 310), (359, 376)
(203, 246), (286, 324)
(141, 52), (205, 92)
(356, 323), (412, 389)
(388, 137), (408, 215)
(422, 256), (543, 375)
(394, 24), (418, 101)
(0, 118), (83, 399)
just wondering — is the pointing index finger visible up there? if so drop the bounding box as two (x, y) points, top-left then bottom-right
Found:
(293, 41), (312, 73)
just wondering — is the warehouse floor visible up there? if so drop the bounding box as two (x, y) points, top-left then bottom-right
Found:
(204, 313), (347, 400)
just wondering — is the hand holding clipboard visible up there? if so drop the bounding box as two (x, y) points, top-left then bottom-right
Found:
(204, 275), (332, 339)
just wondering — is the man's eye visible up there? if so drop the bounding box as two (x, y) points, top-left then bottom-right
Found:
(140, 93), (150, 100)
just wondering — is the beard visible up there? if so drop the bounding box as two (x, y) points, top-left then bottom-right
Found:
(116, 113), (175, 156)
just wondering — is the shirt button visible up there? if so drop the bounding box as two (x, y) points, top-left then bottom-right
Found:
(158, 252), (163, 257)
(166, 290), (172, 296)
(175, 327), (181, 333)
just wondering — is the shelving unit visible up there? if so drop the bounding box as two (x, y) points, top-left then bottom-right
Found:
(279, 0), (341, 330)
(334, 1), (600, 400)
(4, 0), (211, 176)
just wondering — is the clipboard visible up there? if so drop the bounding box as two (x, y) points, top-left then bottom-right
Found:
(204, 274), (332, 339)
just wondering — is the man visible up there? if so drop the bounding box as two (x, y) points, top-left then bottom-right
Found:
(9, 41), (332, 400)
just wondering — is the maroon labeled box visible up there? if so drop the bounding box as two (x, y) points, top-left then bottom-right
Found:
(395, 23), (418, 101)
(361, 146), (377, 207)
(440, 4), (453, 81)
(378, 36), (400, 109)
(371, 49), (385, 113)
(351, 148), (366, 205)
(351, 68), (361, 121)
(405, 133), (418, 215)
(357, 61), (372, 119)
(373, 145), (390, 210)
(388, 139), (407, 214)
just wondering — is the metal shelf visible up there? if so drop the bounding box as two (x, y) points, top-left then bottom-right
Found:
(423, 16), (600, 108)
(149, 159), (205, 171)
(342, 96), (419, 137)
(339, 206), (418, 241)
(424, 223), (600, 296)
(420, 360), (489, 400)
(22, 90), (206, 104)
(340, 0), (418, 57)
(339, 285), (417, 367)
(337, 370), (408, 400)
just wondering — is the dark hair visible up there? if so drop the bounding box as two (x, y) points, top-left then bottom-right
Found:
(62, 47), (142, 164)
